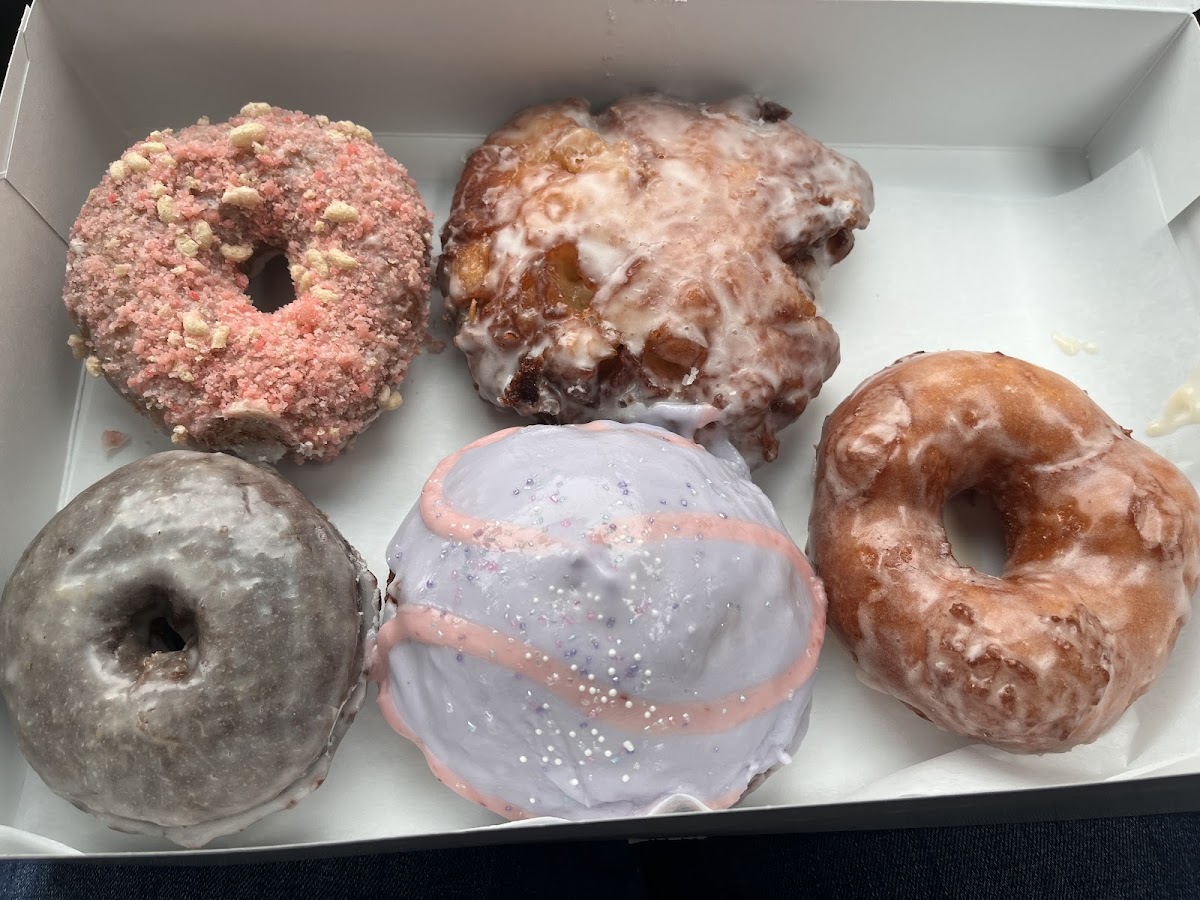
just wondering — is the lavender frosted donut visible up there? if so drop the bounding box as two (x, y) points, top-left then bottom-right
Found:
(64, 103), (432, 464)
(0, 452), (378, 847)
(374, 422), (825, 820)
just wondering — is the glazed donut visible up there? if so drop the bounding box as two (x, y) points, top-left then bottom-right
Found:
(438, 94), (873, 466)
(375, 422), (825, 819)
(807, 351), (1200, 752)
(64, 103), (432, 464)
(0, 452), (378, 846)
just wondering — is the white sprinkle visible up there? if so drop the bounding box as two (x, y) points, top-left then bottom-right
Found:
(623, 741), (635, 752)
(608, 667), (617, 676)
(625, 701), (634, 709)
(518, 756), (527, 763)
(621, 774), (630, 783)
(568, 731), (576, 738)
(524, 652), (533, 660)
(584, 749), (593, 757)
(633, 653), (642, 662)
(570, 664), (578, 672)
(569, 778), (579, 786)
(608, 649), (617, 658)
(591, 729), (599, 735)
(604, 750), (613, 758)
(608, 689), (618, 697)
(598, 736), (606, 743)
(554, 759), (563, 766)
(535, 729), (543, 736)
(644, 669), (653, 677)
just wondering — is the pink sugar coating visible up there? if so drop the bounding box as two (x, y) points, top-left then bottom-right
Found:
(64, 106), (433, 463)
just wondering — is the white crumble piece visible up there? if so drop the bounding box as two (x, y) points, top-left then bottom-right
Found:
(239, 102), (273, 118)
(67, 334), (88, 360)
(113, 264), (131, 277)
(84, 356), (103, 377)
(107, 160), (129, 182)
(182, 311), (209, 337)
(220, 243), (254, 262)
(332, 120), (373, 142)
(322, 201), (359, 222)
(302, 189), (317, 200)
(122, 152), (150, 173)
(210, 325), (231, 350)
(139, 141), (167, 155)
(326, 248), (358, 269)
(310, 286), (339, 303)
(176, 235), (200, 258)
(149, 181), (169, 199)
(191, 220), (214, 249)
(196, 115), (210, 126)
(230, 122), (268, 149)
(379, 386), (403, 410)
(171, 425), (189, 445)
(221, 186), (262, 208)
(156, 195), (179, 223)
(305, 249), (330, 276)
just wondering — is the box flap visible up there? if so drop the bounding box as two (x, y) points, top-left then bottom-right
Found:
(1, 1), (126, 240)
(1088, 17), (1200, 220)
(36, 0), (1189, 150)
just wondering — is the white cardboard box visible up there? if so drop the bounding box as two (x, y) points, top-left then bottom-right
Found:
(2, 0), (1200, 859)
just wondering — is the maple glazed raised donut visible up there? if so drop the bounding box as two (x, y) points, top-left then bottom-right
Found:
(807, 351), (1200, 752)
(438, 94), (874, 466)
(64, 103), (432, 464)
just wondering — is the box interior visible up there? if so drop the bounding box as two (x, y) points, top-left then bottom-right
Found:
(2, 0), (1200, 856)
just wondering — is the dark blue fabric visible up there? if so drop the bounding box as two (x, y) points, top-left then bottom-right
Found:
(3, 812), (1199, 899)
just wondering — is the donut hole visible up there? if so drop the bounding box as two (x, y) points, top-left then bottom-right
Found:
(942, 489), (1008, 578)
(127, 587), (197, 656)
(243, 247), (295, 314)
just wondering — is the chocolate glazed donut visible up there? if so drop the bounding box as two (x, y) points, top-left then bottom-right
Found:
(0, 451), (378, 846)
(808, 351), (1200, 753)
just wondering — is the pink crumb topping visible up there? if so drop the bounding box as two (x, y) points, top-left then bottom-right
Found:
(64, 105), (433, 463)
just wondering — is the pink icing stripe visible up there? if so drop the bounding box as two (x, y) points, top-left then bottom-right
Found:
(417, 422), (703, 551)
(376, 673), (747, 820)
(375, 674), (534, 820)
(590, 512), (814, 577)
(418, 426), (561, 552)
(375, 599), (823, 735)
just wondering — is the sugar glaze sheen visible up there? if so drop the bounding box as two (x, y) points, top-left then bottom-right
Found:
(439, 94), (874, 467)
(0, 451), (379, 847)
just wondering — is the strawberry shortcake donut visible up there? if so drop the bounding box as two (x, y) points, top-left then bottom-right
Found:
(64, 103), (432, 464)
